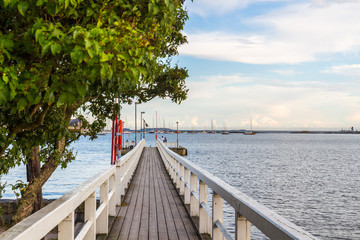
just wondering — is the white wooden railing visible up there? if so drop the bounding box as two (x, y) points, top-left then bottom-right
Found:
(0, 139), (145, 240)
(156, 140), (318, 240)
(164, 142), (177, 147)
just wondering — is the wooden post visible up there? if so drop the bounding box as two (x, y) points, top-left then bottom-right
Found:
(109, 173), (116, 216)
(97, 180), (109, 234)
(116, 164), (122, 206)
(212, 192), (224, 239)
(190, 173), (199, 217)
(184, 168), (190, 204)
(179, 164), (184, 195)
(235, 212), (251, 240)
(176, 160), (180, 189)
(84, 192), (96, 240)
(199, 181), (209, 234)
(58, 212), (74, 240)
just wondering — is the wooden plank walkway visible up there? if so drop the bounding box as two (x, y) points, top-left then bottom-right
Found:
(108, 147), (201, 240)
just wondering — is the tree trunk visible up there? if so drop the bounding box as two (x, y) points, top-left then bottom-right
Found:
(12, 138), (66, 224)
(26, 146), (43, 212)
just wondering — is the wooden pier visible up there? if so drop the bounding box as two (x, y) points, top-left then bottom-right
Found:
(108, 147), (200, 240)
(1, 139), (318, 240)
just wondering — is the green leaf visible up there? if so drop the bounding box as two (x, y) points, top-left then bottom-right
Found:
(85, 38), (92, 49)
(18, 1), (29, 16)
(100, 64), (107, 79)
(17, 97), (27, 111)
(130, 67), (140, 80)
(76, 84), (87, 97)
(36, 0), (45, 6)
(4, 0), (11, 7)
(100, 52), (110, 62)
(35, 29), (42, 42)
(47, 91), (55, 104)
(2, 74), (9, 84)
(65, 0), (69, 9)
(50, 42), (61, 55)
(70, 46), (84, 64)
(41, 41), (54, 56)
(57, 92), (68, 107)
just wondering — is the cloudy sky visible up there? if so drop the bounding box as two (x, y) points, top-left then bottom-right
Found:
(119, 0), (360, 131)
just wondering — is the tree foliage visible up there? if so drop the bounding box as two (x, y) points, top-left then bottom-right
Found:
(0, 0), (189, 222)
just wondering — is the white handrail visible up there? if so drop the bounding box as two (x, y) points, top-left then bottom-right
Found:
(156, 139), (318, 240)
(0, 139), (145, 240)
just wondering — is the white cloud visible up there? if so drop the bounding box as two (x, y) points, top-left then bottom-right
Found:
(180, 1), (360, 64)
(324, 64), (360, 75)
(118, 74), (360, 130)
(272, 69), (299, 76)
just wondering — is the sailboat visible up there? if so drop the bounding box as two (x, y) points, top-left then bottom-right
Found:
(243, 117), (256, 135)
(222, 121), (229, 135)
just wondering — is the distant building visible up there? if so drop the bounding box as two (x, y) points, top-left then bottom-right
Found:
(69, 119), (83, 130)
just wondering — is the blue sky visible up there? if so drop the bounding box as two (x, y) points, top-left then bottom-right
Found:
(119, 0), (360, 131)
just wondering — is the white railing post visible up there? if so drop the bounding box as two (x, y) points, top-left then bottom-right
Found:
(109, 173), (116, 216)
(179, 164), (184, 196)
(97, 180), (109, 234)
(235, 212), (251, 240)
(176, 160), (181, 189)
(84, 192), (96, 240)
(190, 173), (199, 217)
(184, 168), (190, 205)
(212, 192), (224, 240)
(58, 212), (74, 240)
(199, 180), (210, 235)
(116, 163), (122, 206)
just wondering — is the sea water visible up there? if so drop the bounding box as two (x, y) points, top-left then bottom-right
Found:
(2, 133), (359, 239)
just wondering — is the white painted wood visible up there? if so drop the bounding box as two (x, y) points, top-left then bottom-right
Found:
(109, 173), (116, 216)
(58, 212), (74, 240)
(199, 181), (209, 235)
(235, 212), (251, 240)
(156, 140), (318, 240)
(84, 192), (96, 240)
(0, 140), (146, 240)
(212, 192), (224, 240)
(184, 168), (191, 205)
(75, 220), (93, 240)
(190, 173), (199, 217)
(96, 180), (109, 234)
(179, 164), (185, 195)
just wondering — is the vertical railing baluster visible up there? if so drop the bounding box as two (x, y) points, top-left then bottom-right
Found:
(58, 211), (74, 240)
(235, 212), (251, 240)
(212, 192), (224, 240)
(184, 168), (190, 205)
(84, 192), (96, 240)
(190, 173), (199, 217)
(179, 164), (185, 196)
(97, 180), (109, 234)
(199, 180), (209, 235)
(116, 162), (122, 206)
(176, 160), (181, 189)
(109, 173), (116, 216)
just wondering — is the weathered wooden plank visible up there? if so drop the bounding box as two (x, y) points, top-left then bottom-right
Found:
(155, 151), (180, 240)
(152, 149), (169, 240)
(119, 149), (147, 240)
(138, 149), (151, 240)
(108, 147), (200, 240)
(148, 149), (159, 240)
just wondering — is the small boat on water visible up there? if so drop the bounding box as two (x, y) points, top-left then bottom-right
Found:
(244, 117), (256, 135)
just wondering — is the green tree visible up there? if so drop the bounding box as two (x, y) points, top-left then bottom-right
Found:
(0, 0), (189, 223)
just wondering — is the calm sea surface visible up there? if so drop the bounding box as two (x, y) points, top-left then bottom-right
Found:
(2, 133), (360, 239)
